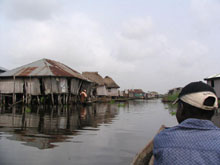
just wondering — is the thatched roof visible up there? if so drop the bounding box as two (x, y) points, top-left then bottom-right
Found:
(104, 76), (120, 88)
(0, 59), (88, 81)
(82, 72), (105, 86)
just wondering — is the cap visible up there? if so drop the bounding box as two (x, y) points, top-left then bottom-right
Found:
(173, 81), (218, 110)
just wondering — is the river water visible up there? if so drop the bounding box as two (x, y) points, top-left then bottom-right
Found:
(0, 99), (218, 165)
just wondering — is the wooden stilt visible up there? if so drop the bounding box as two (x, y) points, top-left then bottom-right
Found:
(58, 95), (62, 105)
(3, 95), (5, 105)
(23, 95), (25, 105)
(0, 93), (2, 106)
(65, 94), (68, 105)
(37, 96), (40, 105)
(28, 95), (32, 105)
(51, 93), (54, 105)
(13, 75), (16, 105)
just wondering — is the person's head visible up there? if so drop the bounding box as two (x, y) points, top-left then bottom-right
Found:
(174, 81), (218, 123)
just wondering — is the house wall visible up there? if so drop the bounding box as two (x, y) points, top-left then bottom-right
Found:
(70, 78), (81, 95)
(134, 93), (144, 98)
(43, 77), (68, 94)
(118, 91), (124, 97)
(129, 93), (134, 98)
(0, 77), (89, 96)
(207, 79), (220, 98)
(96, 86), (107, 96)
(0, 78), (24, 93)
(25, 78), (41, 95)
(106, 88), (119, 97)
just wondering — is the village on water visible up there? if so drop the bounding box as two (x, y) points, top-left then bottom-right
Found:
(0, 58), (219, 106)
(0, 58), (160, 106)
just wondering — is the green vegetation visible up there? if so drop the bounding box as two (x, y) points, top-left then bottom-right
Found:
(109, 100), (115, 104)
(170, 111), (176, 116)
(40, 96), (45, 104)
(164, 103), (177, 116)
(25, 106), (31, 113)
(118, 103), (125, 107)
(166, 93), (179, 102)
(163, 92), (179, 102)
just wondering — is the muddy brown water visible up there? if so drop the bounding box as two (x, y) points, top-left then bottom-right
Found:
(0, 99), (219, 165)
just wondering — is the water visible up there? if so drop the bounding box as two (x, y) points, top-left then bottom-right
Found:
(0, 99), (184, 165)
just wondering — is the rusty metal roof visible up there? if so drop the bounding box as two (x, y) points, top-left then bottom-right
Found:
(0, 59), (88, 81)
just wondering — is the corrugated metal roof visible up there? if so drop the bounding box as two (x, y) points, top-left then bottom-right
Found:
(205, 73), (220, 80)
(0, 67), (7, 71)
(0, 59), (88, 81)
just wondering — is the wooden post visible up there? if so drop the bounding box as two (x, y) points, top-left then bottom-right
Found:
(28, 95), (32, 105)
(3, 95), (5, 105)
(37, 96), (40, 105)
(65, 94), (68, 105)
(58, 95), (62, 105)
(0, 93), (2, 106)
(30, 76), (32, 104)
(25, 81), (28, 104)
(50, 77), (54, 105)
(13, 75), (16, 105)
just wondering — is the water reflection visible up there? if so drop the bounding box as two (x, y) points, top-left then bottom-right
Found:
(0, 103), (120, 149)
(0, 100), (179, 165)
(163, 103), (177, 116)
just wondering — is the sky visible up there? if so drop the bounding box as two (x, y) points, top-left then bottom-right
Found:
(0, 0), (219, 94)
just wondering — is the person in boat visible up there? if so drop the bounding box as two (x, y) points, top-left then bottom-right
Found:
(80, 89), (88, 105)
(153, 81), (220, 165)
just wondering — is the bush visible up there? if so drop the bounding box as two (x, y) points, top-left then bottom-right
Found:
(162, 92), (179, 102)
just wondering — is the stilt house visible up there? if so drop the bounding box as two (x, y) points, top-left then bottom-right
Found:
(82, 72), (107, 97)
(205, 73), (220, 98)
(0, 59), (92, 105)
(104, 76), (120, 97)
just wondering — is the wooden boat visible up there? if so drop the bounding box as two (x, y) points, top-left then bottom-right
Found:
(131, 125), (165, 165)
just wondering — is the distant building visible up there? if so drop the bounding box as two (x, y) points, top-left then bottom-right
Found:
(146, 91), (159, 99)
(118, 90), (124, 97)
(104, 76), (120, 98)
(126, 89), (145, 99)
(133, 89), (145, 98)
(82, 72), (107, 97)
(204, 73), (220, 98)
(128, 90), (135, 98)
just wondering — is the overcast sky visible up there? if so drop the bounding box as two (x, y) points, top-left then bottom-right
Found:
(0, 0), (219, 93)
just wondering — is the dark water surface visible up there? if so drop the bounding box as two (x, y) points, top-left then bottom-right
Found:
(0, 99), (208, 165)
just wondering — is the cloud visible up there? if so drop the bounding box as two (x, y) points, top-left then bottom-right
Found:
(0, 13), (104, 67)
(1, 0), (60, 21)
(0, 7), (134, 77)
(121, 17), (153, 40)
(1, 0), (219, 93)
(190, 0), (220, 24)
(113, 17), (168, 62)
